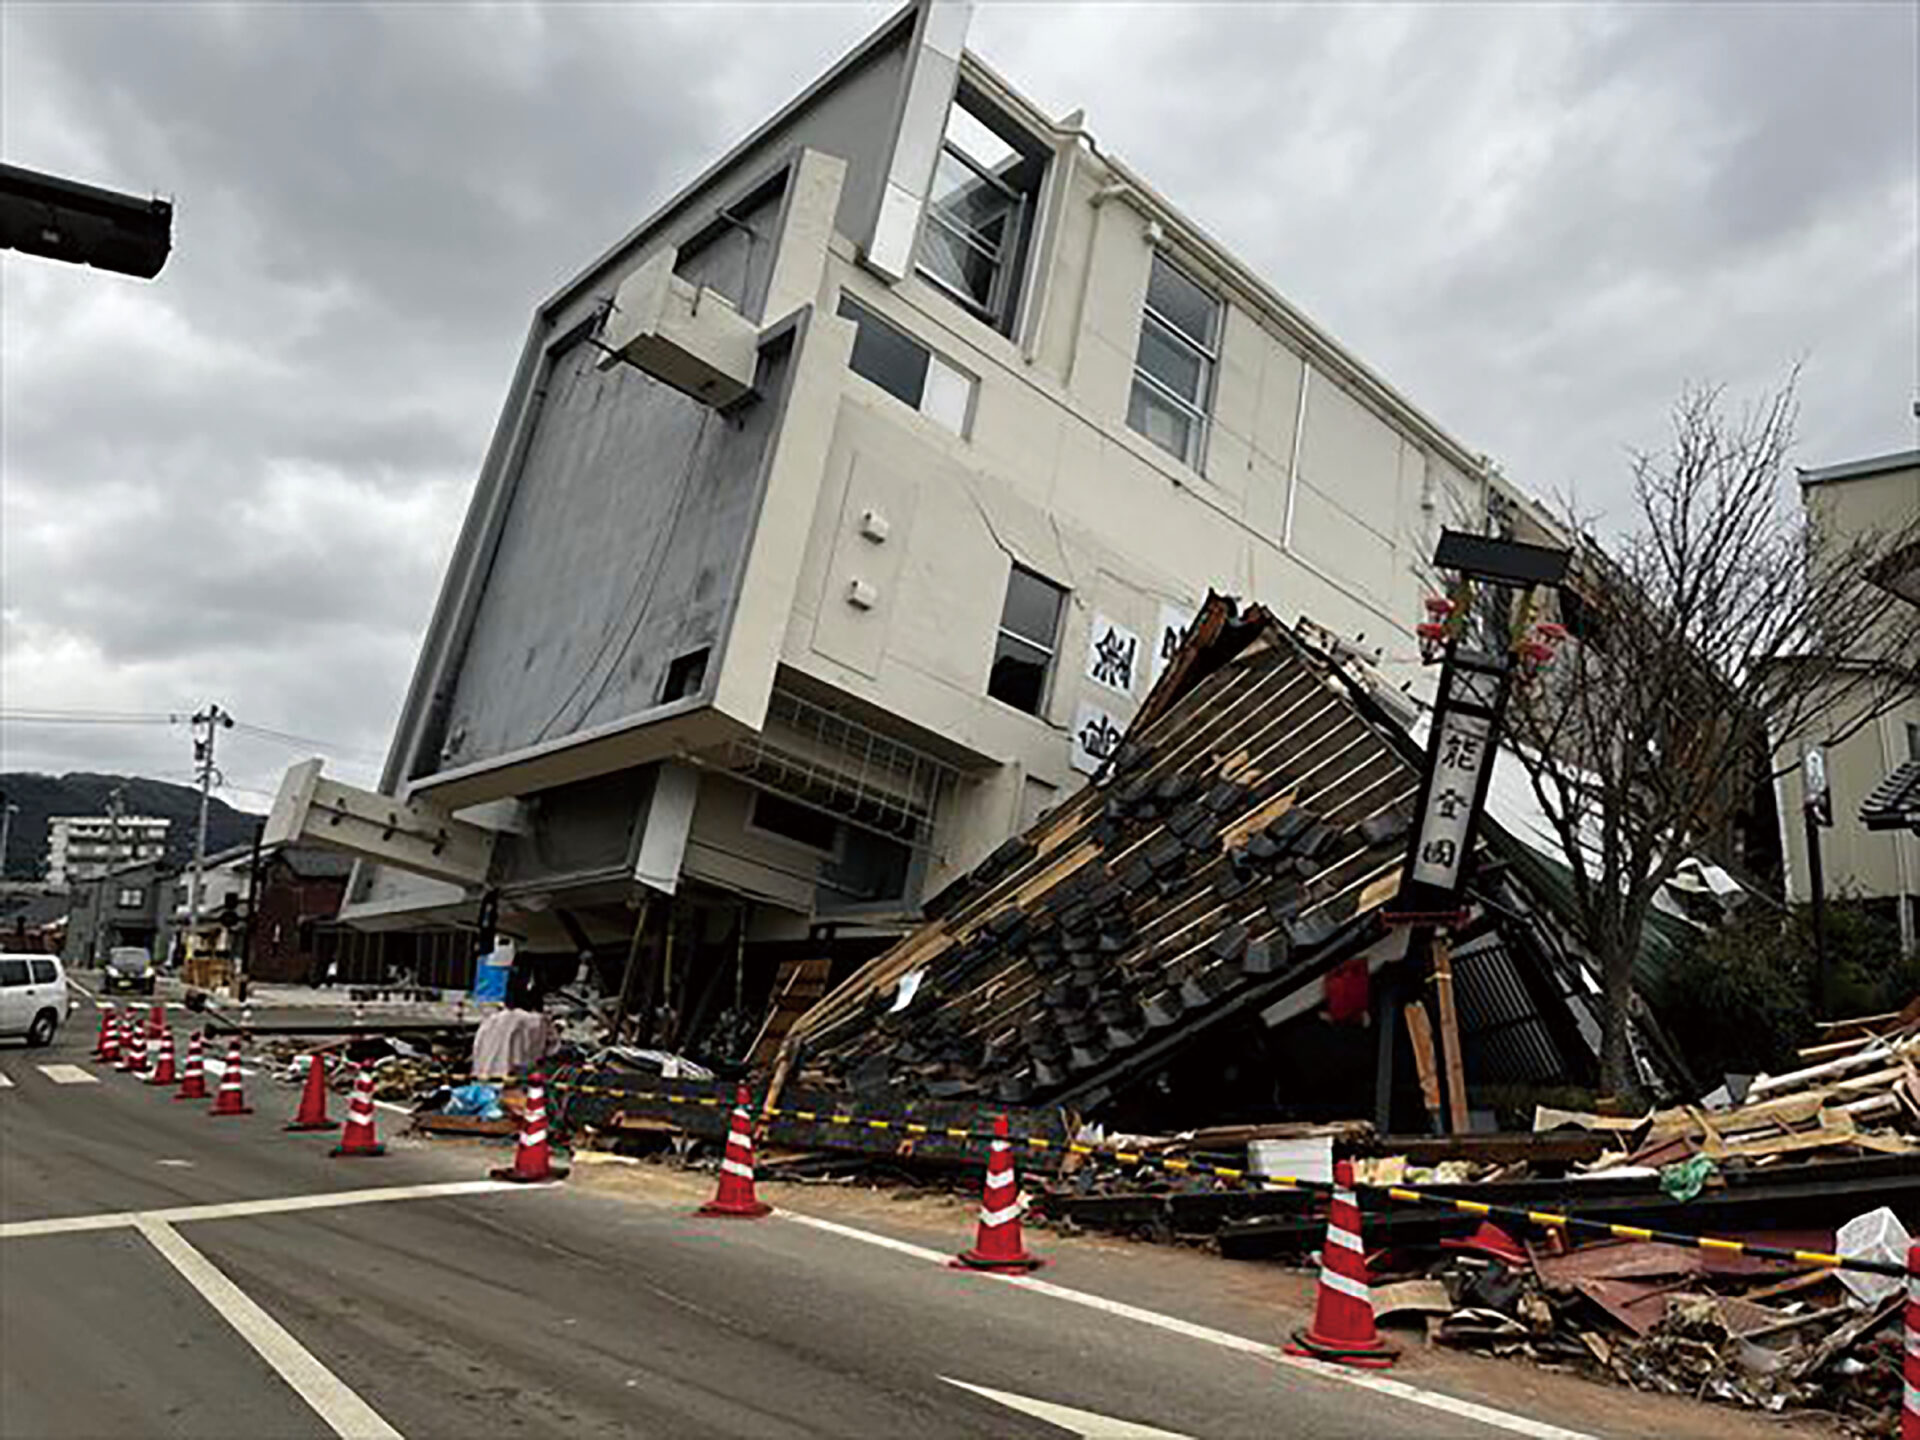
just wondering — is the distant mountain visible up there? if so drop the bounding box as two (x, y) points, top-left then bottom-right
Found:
(0, 773), (263, 882)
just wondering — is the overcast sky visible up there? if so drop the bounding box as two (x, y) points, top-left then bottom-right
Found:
(4, 1), (1915, 807)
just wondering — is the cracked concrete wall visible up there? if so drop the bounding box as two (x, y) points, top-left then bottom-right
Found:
(773, 150), (1497, 892)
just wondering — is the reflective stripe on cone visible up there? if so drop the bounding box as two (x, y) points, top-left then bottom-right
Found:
(1285, 1159), (1396, 1368)
(698, 1085), (770, 1217)
(330, 1068), (384, 1156)
(492, 1078), (566, 1183)
(951, 1116), (1044, 1274)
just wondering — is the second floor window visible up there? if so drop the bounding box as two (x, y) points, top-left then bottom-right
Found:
(988, 565), (1066, 715)
(838, 294), (975, 437)
(917, 84), (1047, 337)
(116, 887), (144, 908)
(1129, 253), (1221, 469)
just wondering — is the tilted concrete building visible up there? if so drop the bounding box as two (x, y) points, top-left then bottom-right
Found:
(270, 1), (1542, 1021)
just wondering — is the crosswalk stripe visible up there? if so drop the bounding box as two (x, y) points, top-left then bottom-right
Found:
(37, 1064), (99, 1085)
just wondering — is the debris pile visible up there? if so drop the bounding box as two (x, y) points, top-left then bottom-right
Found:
(1540, 1000), (1920, 1175)
(1395, 1217), (1910, 1437)
(774, 598), (1602, 1125)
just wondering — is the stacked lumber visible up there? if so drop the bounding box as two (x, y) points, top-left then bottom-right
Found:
(1545, 999), (1920, 1173)
(771, 598), (1432, 1109)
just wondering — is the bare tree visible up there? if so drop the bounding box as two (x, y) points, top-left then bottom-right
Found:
(1504, 377), (1919, 1098)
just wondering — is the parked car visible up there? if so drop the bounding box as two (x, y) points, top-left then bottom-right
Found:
(0, 953), (70, 1047)
(103, 946), (157, 996)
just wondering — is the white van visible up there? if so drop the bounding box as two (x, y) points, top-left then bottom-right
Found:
(0, 953), (70, 1047)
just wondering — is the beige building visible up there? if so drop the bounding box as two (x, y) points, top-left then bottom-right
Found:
(269, 2), (1548, 1011)
(1771, 447), (1920, 954)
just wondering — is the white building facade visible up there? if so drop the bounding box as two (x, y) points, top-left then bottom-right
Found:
(271, 1), (1537, 1004)
(45, 815), (170, 889)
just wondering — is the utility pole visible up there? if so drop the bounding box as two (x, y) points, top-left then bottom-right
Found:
(187, 704), (233, 967)
(0, 799), (17, 883)
(93, 785), (125, 962)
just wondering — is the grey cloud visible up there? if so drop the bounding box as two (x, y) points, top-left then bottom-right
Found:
(4, 1), (1913, 791)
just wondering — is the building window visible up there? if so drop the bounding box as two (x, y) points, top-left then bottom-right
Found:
(837, 294), (975, 436)
(989, 565), (1066, 715)
(748, 791), (842, 856)
(660, 647), (710, 703)
(1128, 253), (1221, 468)
(117, 887), (144, 908)
(916, 83), (1048, 336)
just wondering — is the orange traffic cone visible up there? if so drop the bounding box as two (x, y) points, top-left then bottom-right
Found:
(284, 1054), (338, 1132)
(491, 1075), (566, 1183)
(951, 1115), (1045, 1273)
(175, 1033), (209, 1100)
(209, 1040), (253, 1116)
(98, 1011), (121, 1062)
(119, 1026), (147, 1076)
(1285, 1160), (1397, 1367)
(698, 1084), (770, 1217)
(146, 1028), (177, 1086)
(330, 1068), (385, 1156)
(147, 1002), (166, 1039)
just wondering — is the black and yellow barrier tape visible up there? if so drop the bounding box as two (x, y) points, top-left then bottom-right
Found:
(366, 1067), (1910, 1280)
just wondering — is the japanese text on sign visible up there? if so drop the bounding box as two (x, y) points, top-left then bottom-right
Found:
(1410, 708), (1494, 890)
(1086, 615), (1142, 697)
(1150, 603), (1197, 688)
(1071, 701), (1126, 775)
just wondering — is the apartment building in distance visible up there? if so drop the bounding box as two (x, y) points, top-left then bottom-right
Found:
(45, 814), (170, 889)
(269, 1), (1548, 1016)
(1771, 447), (1920, 955)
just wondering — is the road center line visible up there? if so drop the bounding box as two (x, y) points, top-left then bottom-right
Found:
(776, 1211), (1592, 1440)
(135, 1216), (403, 1440)
(1, 1178), (536, 1240)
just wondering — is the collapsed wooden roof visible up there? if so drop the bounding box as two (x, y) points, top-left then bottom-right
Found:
(774, 595), (1446, 1110)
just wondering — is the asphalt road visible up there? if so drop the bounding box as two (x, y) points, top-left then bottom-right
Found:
(1, 1008), (1594, 1440)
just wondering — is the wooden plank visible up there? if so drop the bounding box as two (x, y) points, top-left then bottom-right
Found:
(1431, 933), (1468, 1135)
(1702, 1110), (1855, 1160)
(1404, 1000), (1443, 1130)
(1358, 870), (1403, 914)
(1216, 789), (1297, 852)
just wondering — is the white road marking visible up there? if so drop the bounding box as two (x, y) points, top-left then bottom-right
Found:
(135, 1217), (403, 1440)
(1, 1178), (537, 1240)
(943, 1378), (1192, 1438)
(36, 1064), (99, 1085)
(778, 1212), (1592, 1440)
(157, 1159), (196, 1168)
(0, 1073), (12, 1089)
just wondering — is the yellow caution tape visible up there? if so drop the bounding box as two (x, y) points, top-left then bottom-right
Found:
(311, 1062), (1906, 1279)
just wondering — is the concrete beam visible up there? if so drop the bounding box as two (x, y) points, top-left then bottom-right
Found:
(263, 759), (496, 889)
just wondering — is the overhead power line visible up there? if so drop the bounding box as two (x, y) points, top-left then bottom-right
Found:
(228, 720), (383, 763)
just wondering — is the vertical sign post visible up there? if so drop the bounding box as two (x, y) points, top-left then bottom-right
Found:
(1384, 531), (1572, 1134)
(1803, 745), (1832, 1017)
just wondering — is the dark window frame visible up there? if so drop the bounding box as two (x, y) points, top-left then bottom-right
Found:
(987, 565), (1067, 716)
(836, 293), (975, 436)
(747, 790), (844, 859)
